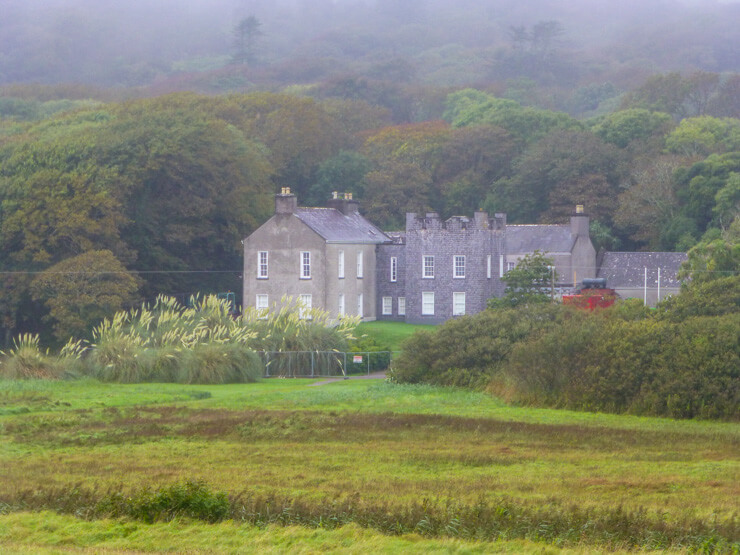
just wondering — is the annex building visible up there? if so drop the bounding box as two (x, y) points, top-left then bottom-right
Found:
(243, 190), (685, 323)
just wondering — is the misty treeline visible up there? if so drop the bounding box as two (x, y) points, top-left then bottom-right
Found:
(0, 0), (739, 345)
(1, 0), (738, 98)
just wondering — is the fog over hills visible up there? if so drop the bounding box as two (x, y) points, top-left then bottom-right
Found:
(1, 0), (738, 88)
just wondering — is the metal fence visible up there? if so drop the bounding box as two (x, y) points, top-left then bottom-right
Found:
(257, 351), (393, 378)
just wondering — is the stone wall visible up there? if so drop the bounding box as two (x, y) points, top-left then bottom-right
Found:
(394, 212), (505, 324)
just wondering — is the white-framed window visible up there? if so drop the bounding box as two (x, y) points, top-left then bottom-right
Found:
(390, 257), (397, 282)
(256, 294), (269, 311)
(398, 297), (406, 316)
(500, 255), (504, 278)
(422, 292), (435, 315)
(357, 294), (364, 318)
(338, 294), (345, 317)
(453, 292), (466, 316)
(382, 296), (392, 315)
(507, 261), (516, 272)
(300, 251), (311, 279)
(487, 255), (492, 279)
(357, 252), (364, 278)
(454, 255), (465, 278)
(338, 250), (345, 279)
(423, 255), (434, 278)
(258, 251), (268, 279)
(299, 294), (312, 319)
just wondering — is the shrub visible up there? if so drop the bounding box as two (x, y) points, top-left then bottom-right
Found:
(655, 275), (740, 322)
(390, 304), (564, 387)
(498, 312), (739, 420)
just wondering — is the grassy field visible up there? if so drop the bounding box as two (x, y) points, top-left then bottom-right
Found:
(354, 321), (433, 352)
(0, 378), (738, 553)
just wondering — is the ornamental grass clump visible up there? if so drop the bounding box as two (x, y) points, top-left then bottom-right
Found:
(87, 295), (262, 384)
(0, 334), (70, 380)
(243, 296), (358, 353)
(83, 294), (354, 384)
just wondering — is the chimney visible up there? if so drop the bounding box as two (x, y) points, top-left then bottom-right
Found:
(474, 210), (489, 229)
(275, 187), (297, 214)
(327, 192), (360, 216)
(570, 204), (589, 237)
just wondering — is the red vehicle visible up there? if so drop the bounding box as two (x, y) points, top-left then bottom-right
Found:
(562, 278), (618, 310)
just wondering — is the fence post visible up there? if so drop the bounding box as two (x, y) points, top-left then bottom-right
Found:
(311, 351), (315, 377)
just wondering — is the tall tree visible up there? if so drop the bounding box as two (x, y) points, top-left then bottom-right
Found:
(232, 15), (263, 65)
(30, 250), (140, 342)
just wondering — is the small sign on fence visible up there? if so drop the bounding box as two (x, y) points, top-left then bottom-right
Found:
(353, 355), (363, 363)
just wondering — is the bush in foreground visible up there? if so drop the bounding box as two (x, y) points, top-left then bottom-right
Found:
(390, 304), (564, 387)
(393, 289), (739, 419)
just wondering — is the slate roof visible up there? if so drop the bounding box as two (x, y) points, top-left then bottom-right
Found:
(597, 252), (687, 288)
(294, 208), (391, 244)
(506, 225), (574, 254)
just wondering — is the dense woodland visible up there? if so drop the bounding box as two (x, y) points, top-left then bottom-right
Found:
(0, 0), (739, 345)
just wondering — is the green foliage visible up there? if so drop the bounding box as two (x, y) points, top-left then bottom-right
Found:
(396, 276), (738, 420)
(486, 129), (624, 223)
(0, 93), (279, 341)
(674, 151), (740, 236)
(306, 150), (371, 206)
(498, 310), (739, 420)
(391, 304), (563, 387)
(679, 223), (740, 284)
(589, 219), (621, 251)
(30, 250), (140, 342)
(444, 89), (582, 144)
(99, 480), (229, 524)
(666, 116), (740, 156)
(489, 251), (554, 308)
(592, 109), (672, 148)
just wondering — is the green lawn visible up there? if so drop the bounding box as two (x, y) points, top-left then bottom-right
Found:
(354, 320), (433, 352)
(0, 377), (738, 553)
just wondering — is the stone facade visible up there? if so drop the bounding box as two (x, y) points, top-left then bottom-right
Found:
(243, 193), (604, 323)
(377, 212), (506, 324)
(243, 190), (388, 320)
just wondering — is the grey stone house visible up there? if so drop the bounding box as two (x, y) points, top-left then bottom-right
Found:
(376, 211), (507, 324)
(242, 189), (389, 320)
(243, 192), (604, 322)
(506, 206), (596, 287)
